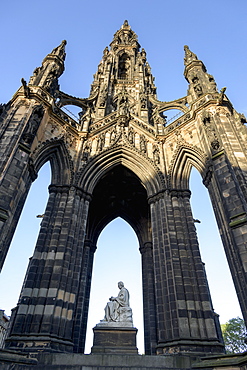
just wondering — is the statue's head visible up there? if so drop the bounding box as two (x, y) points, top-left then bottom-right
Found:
(118, 281), (124, 289)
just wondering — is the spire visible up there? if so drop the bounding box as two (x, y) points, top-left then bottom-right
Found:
(110, 21), (139, 49)
(184, 45), (198, 66)
(84, 23), (158, 128)
(28, 40), (67, 97)
(183, 45), (218, 101)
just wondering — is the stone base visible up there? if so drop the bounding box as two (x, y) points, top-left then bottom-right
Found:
(2, 350), (247, 370)
(91, 325), (138, 354)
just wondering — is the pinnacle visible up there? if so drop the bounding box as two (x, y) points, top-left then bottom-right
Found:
(50, 40), (67, 61)
(184, 45), (198, 66)
(121, 20), (130, 29)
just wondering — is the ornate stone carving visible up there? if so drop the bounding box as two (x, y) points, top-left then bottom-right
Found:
(153, 144), (160, 165)
(97, 133), (105, 152)
(110, 128), (117, 144)
(140, 89), (147, 109)
(140, 134), (147, 154)
(79, 106), (92, 129)
(82, 141), (92, 162)
(20, 104), (44, 147)
(28, 158), (37, 182)
(218, 87), (226, 105)
(201, 110), (221, 152)
(128, 127), (135, 145)
(21, 78), (30, 98)
(151, 104), (165, 126)
(43, 65), (60, 95)
(170, 189), (191, 198)
(207, 74), (217, 92)
(51, 40), (67, 61)
(184, 45), (198, 65)
(29, 66), (43, 85)
(98, 86), (108, 107)
(203, 166), (213, 187)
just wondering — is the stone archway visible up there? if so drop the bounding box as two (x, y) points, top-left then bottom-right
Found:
(72, 147), (162, 354)
(85, 164), (155, 354)
(2, 22), (247, 365)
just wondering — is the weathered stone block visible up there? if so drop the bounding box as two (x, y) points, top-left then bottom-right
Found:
(91, 326), (138, 354)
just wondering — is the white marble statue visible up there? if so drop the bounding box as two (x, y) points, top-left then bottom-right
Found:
(100, 281), (133, 326)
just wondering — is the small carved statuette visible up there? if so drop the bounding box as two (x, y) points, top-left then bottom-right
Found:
(218, 87), (226, 105)
(21, 105), (44, 147)
(110, 128), (117, 144)
(140, 135), (147, 154)
(140, 90), (147, 109)
(194, 83), (203, 97)
(21, 78), (30, 98)
(82, 141), (91, 162)
(128, 127), (134, 144)
(153, 145), (160, 165)
(98, 86), (108, 107)
(29, 66), (43, 85)
(43, 65), (59, 96)
(201, 110), (221, 152)
(97, 133), (105, 152)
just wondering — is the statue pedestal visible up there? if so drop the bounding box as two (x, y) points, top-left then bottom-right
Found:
(91, 325), (138, 355)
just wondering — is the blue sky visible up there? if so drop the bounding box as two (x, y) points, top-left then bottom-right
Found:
(0, 0), (246, 354)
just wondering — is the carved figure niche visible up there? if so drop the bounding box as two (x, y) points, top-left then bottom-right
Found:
(118, 53), (131, 79)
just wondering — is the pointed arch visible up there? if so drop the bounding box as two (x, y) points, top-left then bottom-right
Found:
(77, 145), (165, 197)
(168, 143), (209, 189)
(85, 164), (151, 246)
(32, 139), (74, 184)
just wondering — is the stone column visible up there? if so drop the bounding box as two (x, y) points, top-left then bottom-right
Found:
(140, 241), (157, 355)
(149, 190), (224, 356)
(72, 239), (97, 353)
(5, 185), (91, 353)
(205, 155), (247, 324)
(0, 102), (41, 270)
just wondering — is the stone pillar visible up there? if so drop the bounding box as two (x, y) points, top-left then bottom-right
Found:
(73, 240), (97, 353)
(205, 154), (247, 324)
(140, 241), (157, 355)
(0, 102), (42, 270)
(149, 190), (224, 356)
(5, 185), (91, 353)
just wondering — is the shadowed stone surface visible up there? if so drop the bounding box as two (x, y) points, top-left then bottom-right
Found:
(91, 326), (138, 354)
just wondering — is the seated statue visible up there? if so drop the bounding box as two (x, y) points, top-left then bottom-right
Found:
(102, 281), (132, 323)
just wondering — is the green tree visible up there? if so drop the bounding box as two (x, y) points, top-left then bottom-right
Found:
(221, 317), (247, 354)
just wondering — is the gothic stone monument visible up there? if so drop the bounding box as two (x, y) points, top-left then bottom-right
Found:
(1, 20), (247, 363)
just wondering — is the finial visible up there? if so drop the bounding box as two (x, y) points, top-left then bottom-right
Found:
(121, 20), (131, 30)
(184, 45), (198, 66)
(51, 40), (67, 61)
